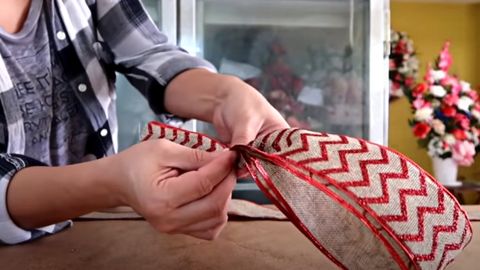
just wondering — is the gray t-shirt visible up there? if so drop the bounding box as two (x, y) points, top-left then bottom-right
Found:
(0, 0), (92, 165)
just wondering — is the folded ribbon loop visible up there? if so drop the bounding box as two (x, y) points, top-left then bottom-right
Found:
(142, 121), (472, 270)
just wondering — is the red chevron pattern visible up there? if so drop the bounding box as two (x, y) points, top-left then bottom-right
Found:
(142, 121), (472, 270)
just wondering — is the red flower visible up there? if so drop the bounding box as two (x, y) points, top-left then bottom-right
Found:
(469, 90), (479, 101)
(413, 83), (428, 97)
(405, 77), (414, 87)
(442, 141), (450, 150)
(438, 42), (452, 71)
(452, 129), (467, 140)
(442, 105), (457, 117)
(395, 41), (407, 54)
(455, 114), (470, 130)
(412, 122), (431, 139)
(443, 94), (459, 106)
(389, 59), (396, 69)
(293, 78), (304, 94)
(441, 76), (461, 95)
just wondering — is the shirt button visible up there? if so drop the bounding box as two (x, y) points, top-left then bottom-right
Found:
(100, 129), (109, 137)
(56, 31), (66, 40)
(78, 83), (87, 92)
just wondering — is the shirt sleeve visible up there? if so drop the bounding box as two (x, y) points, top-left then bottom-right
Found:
(91, 0), (216, 114)
(0, 154), (71, 245)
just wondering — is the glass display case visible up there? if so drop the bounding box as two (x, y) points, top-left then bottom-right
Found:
(116, 0), (390, 202)
(179, 0), (390, 144)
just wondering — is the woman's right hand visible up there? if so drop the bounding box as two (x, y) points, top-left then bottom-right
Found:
(105, 139), (237, 240)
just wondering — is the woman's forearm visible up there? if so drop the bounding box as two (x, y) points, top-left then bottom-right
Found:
(6, 157), (122, 229)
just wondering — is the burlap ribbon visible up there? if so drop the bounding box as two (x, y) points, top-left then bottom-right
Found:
(142, 121), (472, 270)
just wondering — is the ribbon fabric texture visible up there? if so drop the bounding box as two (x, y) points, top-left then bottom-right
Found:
(141, 121), (472, 270)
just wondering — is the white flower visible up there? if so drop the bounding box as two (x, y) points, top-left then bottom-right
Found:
(407, 40), (414, 53)
(472, 130), (480, 146)
(428, 137), (449, 157)
(466, 130), (480, 146)
(473, 136), (480, 147)
(460, 81), (471, 92)
(407, 58), (419, 71)
(432, 119), (445, 135)
(466, 131), (476, 140)
(398, 65), (408, 74)
(457, 96), (474, 112)
(414, 107), (433, 121)
(391, 32), (399, 42)
(431, 70), (446, 81)
(444, 134), (456, 145)
(430, 85), (447, 97)
(472, 109), (480, 120)
(427, 138), (439, 157)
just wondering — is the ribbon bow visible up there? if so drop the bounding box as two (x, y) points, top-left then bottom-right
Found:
(142, 121), (471, 270)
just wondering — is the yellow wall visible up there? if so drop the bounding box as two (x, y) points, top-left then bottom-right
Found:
(389, 1), (480, 180)
(476, 4), (480, 75)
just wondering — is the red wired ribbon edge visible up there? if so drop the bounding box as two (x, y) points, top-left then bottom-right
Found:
(141, 121), (472, 270)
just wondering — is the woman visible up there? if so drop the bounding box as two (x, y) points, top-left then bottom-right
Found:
(0, 0), (288, 244)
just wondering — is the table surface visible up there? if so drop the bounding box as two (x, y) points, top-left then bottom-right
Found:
(445, 181), (480, 190)
(445, 182), (480, 204)
(1, 206), (479, 270)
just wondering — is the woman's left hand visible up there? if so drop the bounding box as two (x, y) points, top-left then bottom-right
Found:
(165, 69), (289, 147)
(210, 76), (289, 146)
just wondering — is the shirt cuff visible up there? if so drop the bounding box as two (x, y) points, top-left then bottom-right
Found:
(0, 153), (72, 245)
(161, 56), (217, 86)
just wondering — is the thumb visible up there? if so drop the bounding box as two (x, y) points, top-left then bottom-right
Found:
(161, 139), (225, 171)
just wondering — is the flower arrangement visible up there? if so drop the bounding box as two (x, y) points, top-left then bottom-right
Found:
(245, 39), (311, 129)
(389, 31), (419, 100)
(405, 42), (480, 166)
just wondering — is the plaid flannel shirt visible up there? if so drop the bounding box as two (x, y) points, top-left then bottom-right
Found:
(0, 0), (214, 244)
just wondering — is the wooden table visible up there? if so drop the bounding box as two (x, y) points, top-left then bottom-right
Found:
(1, 206), (478, 270)
(445, 182), (480, 204)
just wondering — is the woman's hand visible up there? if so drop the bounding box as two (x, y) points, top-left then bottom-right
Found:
(7, 138), (235, 241)
(165, 69), (288, 177)
(107, 139), (237, 240)
(211, 76), (289, 146)
(165, 69), (289, 146)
